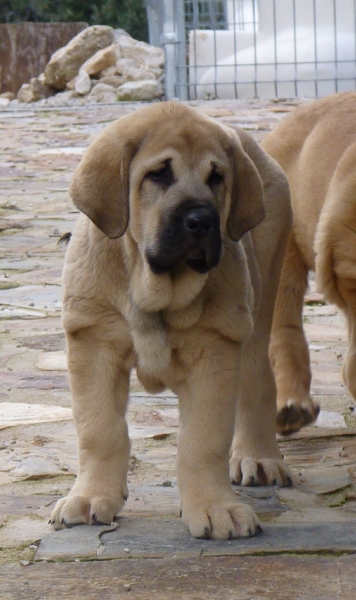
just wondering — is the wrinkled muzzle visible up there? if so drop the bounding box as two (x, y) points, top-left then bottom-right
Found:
(145, 200), (222, 275)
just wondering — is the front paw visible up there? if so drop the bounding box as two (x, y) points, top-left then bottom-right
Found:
(180, 492), (262, 539)
(49, 492), (127, 530)
(230, 455), (293, 487)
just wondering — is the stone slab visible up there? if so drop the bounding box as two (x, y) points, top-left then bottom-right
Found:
(36, 518), (356, 562)
(0, 284), (61, 312)
(0, 402), (72, 429)
(315, 410), (347, 428)
(0, 494), (57, 518)
(299, 466), (355, 495)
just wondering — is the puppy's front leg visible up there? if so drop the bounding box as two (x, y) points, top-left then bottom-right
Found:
(176, 336), (261, 540)
(50, 320), (131, 529)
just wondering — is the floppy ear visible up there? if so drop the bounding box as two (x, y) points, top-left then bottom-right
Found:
(226, 133), (265, 242)
(70, 122), (138, 239)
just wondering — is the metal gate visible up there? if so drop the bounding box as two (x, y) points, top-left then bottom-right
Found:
(146, 0), (356, 100)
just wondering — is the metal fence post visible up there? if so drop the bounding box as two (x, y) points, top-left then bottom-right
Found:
(160, 0), (179, 99)
(145, 0), (164, 48)
(145, 0), (188, 101)
(175, 1), (188, 100)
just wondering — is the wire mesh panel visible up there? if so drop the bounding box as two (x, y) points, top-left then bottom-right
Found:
(184, 1), (228, 30)
(155, 0), (356, 100)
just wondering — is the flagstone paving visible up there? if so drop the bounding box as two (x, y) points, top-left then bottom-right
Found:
(0, 97), (355, 599)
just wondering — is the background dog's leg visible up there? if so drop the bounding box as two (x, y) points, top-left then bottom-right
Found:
(50, 319), (131, 529)
(176, 337), (261, 540)
(269, 231), (319, 434)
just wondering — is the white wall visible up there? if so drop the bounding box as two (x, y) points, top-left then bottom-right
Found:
(189, 0), (356, 99)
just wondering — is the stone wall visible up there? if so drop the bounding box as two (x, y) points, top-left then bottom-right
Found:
(0, 22), (88, 95)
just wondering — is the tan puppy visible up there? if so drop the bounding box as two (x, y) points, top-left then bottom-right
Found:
(262, 91), (356, 434)
(50, 101), (292, 539)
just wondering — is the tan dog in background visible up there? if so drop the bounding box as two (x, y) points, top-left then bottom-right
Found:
(262, 91), (356, 434)
(50, 101), (292, 539)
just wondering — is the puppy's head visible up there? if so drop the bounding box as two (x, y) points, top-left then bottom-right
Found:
(70, 102), (265, 274)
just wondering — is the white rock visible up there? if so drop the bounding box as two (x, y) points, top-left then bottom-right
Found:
(116, 57), (156, 82)
(17, 76), (55, 103)
(88, 83), (118, 102)
(66, 78), (76, 91)
(99, 65), (118, 78)
(36, 351), (67, 371)
(93, 75), (123, 88)
(31, 77), (54, 97)
(75, 71), (92, 95)
(116, 57), (138, 74)
(0, 91), (15, 100)
(113, 28), (132, 42)
(46, 90), (79, 105)
(0, 98), (10, 107)
(17, 83), (40, 103)
(80, 43), (121, 76)
(44, 25), (115, 90)
(117, 79), (163, 101)
(118, 35), (164, 69)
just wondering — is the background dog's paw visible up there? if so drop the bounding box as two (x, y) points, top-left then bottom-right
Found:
(277, 398), (320, 435)
(230, 456), (294, 487)
(181, 496), (262, 539)
(49, 494), (125, 530)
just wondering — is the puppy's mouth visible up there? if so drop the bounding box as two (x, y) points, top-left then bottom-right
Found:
(185, 247), (209, 273)
(146, 243), (218, 275)
(145, 201), (221, 275)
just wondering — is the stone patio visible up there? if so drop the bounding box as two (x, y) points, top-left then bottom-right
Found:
(0, 97), (355, 599)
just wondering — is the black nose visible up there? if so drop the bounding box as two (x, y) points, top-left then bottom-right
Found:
(184, 208), (213, 238)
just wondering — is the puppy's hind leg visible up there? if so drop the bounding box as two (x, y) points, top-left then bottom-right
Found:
(230, 323), (294, 488)
(230, 199), (294, 485)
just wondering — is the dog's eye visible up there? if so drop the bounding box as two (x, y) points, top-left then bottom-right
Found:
(146, 164), (174, 187)
(208, 170), (224, 187)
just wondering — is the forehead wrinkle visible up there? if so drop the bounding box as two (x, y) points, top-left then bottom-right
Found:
(171, 154), (228, 185)
(140, 117), (228, 157)
(138, 149), (175, 172)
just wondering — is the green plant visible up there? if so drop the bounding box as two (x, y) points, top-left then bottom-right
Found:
(0, 0), (148, 41)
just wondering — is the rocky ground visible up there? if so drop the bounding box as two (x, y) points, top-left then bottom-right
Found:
(0, 97), (355, 599)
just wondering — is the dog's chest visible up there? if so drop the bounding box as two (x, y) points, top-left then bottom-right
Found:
(163, 295), (204, 329)
(131, 243), (255, 390)
(131, 297), (204, 378)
